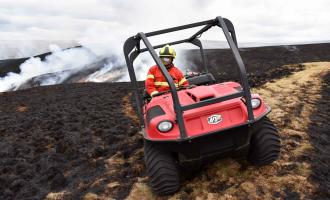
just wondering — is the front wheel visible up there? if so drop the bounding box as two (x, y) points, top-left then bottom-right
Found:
(248, 117), (281, 166)
(144, 141), (180, 195)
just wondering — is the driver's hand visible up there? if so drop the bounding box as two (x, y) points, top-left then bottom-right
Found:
(150, 91), (159, 97)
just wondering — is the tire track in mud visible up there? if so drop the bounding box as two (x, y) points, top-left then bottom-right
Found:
(127, 62), (330, 200)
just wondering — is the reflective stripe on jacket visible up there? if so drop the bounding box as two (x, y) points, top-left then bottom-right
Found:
(145, 65), (189, 96)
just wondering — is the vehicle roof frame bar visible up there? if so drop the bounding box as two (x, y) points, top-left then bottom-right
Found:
(137, 32), (188, 139)
(145, 19), (216, 37)
(123, 36), (145, 126)
(216, 16), (254, 121)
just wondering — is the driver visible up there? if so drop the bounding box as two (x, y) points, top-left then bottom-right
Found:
(145, 44), (189, 97)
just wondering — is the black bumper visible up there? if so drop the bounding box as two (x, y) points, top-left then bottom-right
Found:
(145, 124), (251, 165)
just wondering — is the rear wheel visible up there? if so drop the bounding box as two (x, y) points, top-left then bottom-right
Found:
(248, 117), (281, 166)
(144, 141), (180, 195)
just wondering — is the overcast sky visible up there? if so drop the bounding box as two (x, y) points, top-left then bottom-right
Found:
(0, 0), (329, 58)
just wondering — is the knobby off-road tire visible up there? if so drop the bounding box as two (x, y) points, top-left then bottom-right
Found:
(248, 117), (281, 166)
(144, 141), (180, 196)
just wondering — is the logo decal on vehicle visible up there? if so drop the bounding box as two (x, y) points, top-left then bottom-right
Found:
(207, 114), (222, 124)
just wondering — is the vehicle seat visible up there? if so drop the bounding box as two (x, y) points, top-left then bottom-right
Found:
(186, 73), (216, 86)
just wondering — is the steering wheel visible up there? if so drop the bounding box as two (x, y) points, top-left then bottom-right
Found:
(151, 85), (197, 97)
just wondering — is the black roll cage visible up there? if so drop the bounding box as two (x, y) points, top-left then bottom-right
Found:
(123, 16), (254, 140)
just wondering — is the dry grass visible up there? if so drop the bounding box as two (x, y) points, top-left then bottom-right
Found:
(16, 105), (28, 112)
(45, 191), (73, 200)
(122, 94), (139, 124)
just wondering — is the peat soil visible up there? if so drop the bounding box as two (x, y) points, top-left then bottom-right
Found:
(0, 41), (330, 199)
(0, 65), (329, 198)
(0, 83), (143, 200)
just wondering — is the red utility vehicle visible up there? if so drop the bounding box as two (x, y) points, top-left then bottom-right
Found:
(123, 16), (281, 195)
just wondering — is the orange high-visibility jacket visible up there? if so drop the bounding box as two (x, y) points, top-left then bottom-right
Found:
(145, 65), (189, 96)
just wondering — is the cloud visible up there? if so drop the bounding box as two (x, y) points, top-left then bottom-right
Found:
(0, 0), (329, 44)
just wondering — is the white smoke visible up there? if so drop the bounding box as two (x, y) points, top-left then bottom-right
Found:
(0, 45), (102, 92)
(85, 63), (124, 82)
(0, 22), (157, 92)
(0, 23), (126, 92)
(79, 24), (130, 82)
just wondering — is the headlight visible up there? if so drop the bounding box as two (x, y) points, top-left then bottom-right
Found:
(157, 121), (173, 132)
(251, 98), (261, 109)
